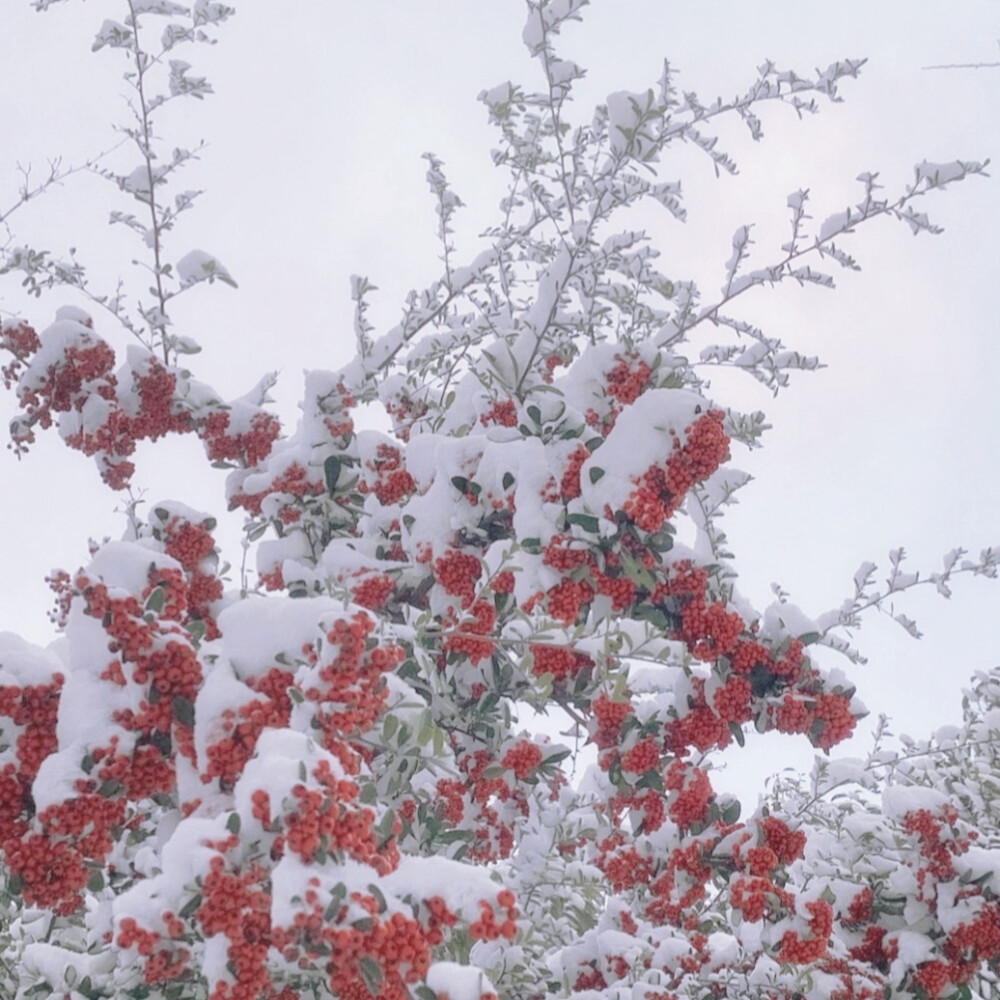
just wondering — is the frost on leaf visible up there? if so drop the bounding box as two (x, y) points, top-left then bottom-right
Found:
(132, 0), (189, 15)
(176, 249), (236, 289)
(92, 19), (133, 52)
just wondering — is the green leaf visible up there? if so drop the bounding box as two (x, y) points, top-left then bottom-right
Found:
(247, 521), (269, 542)
(632, 604), (670, 630)
(172, 695), (195, 727)
(502, 471), (515, 491)
(588, 466), (605, 484)
(647, 530), (674, 553)
(526, 404), (542, 425)
(145, 586), (166, 614)
(226, 812), (241, 834)
(436, 828), (475, 844)
(620, 552), (658, 591)
(728, 721), (746, 748)
(154, 507), (171, 522)
(324, 882), (347, 920)
(324, 456), (342, 493)
(87, 870), (105, 892)
(367, 882), (388, 913)
(635, 769), (664, 791)
(179, 892), (202, 919)
(451, 475), (480, 497)
(417, 712), (435, 746)
(721, 798), (742, 825)
(186, 618), (207, 644)
(376, 809), (397, 844)
(359, 956), (384, 994)
(798, 631), (821, 645)
(566, 512), (600, 533)
(748, 663), (779, 698)
(608, 756), (623, 788)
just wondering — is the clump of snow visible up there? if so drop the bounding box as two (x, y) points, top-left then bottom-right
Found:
(216, 596), (353, 680)
(194, 660), (259, 769)
(606, 90), (656, 159)
(425, 961), (496, 1000)
(383, 854), (503, 919)
(87, 539), (181, 595)
(580, 388), (708, 517)
(882, 784), (950, 821)
(758, 601), (819, 643)
(889, 930), (936, 972)
(176, 249), (235, 288)
(0, 632), (64, 685)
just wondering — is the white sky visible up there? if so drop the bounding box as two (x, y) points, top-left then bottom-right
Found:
(2, 1), (998, 798)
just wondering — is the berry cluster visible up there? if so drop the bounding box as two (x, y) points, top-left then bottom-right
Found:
(203, 695), (291, 788)
(157, 514), (225, 636)
(308, 613), (404, 759)
(443, 598), (497, 664)
(0, 320), (41, 389)
(480, 398), (519, 428)
(271, 879), (437, 1000)
(530, 643), (594, 682)
(623, 410), (730, 533)
(230, 461), (324, 517)
(501, 739), (543, 779)
(279, 763), (395, 872)
(594, 834), (655, 892)
(361, 443), (418, 506)
(351, 572), (397, 610)
(558, 443), (592, 501)
(432, 550), (486, 615)
(2, 315), (285, 489)
(469, 890), (520, 941)
(200, 409), (281, 467)
(0, 534), (220, 913)
(383, 388), (429, 442)
(605, 356), (653, 406)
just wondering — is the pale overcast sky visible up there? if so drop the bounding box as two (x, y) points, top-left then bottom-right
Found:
(2, 1), (998, 795)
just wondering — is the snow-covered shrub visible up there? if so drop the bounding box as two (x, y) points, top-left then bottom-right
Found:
(1, 2), (998, 999)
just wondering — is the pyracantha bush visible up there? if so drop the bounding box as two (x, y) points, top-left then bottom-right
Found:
(1, 2), (998, 1000)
